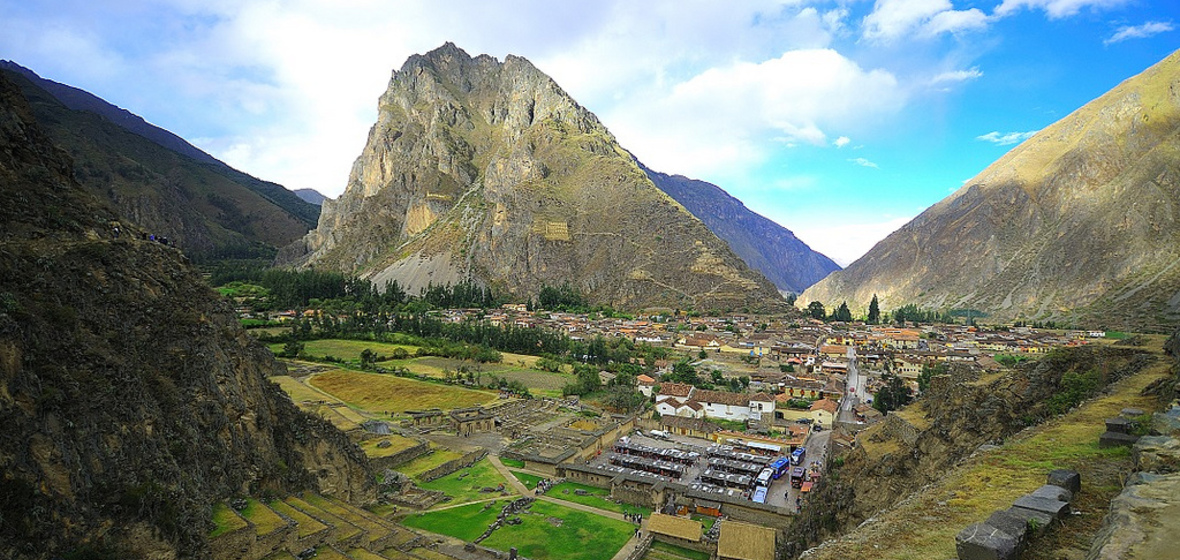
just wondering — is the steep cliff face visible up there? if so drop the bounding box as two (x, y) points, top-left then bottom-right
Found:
(1, 63), (319, 262)
(641, 164), (840, 294)
(282, 43), (783, 311)
(802, 49), (1180, 329)
(0, 74), (373, 559)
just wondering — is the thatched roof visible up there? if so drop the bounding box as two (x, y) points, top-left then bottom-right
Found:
(647, 513), (702, 542)
(718, 521), (776, 560)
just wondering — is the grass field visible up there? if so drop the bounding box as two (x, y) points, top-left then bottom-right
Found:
(398, 448), (464, 479)
(209, 502), (247, 538)
(308, 369), (497, 413)
(544, 481), (652, 516)
(269, 339), (420, 362)
(376, 356), (573, 398)
(402, 500), (633, 560)
(512, 471), (543, 489)
(417, 459), (518, 504)
(360, 435), (421, 459)
(269, 375), (334, 403)
(500, 457), (526, 468)
(240, 498), (287, 535)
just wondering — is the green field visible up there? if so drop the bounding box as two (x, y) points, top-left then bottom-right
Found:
(209, 502), (247, 538)
(500, 457), (526, 468)
(512, 471), (543, 490)
(397, 448), (464, 479)
(544, 481), (652, 516)
(269, 339), (420, 361)
(377, 356), (573, 397)
(308, 369), (497, 413)
(402, 500), (633, 560)
(417, 459), (518, 504)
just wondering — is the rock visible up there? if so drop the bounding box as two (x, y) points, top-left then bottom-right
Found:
(1151, 406), (1180, 436)
(1012, 495), (1070, 519)
(1133, 435), (1180, 473)
(1099, 431), (1140, 448)
(1105, 418), (1133, 434)
(377, 439), (393, 448)
(1030, 484), (1073, 503)
(984, 509), (1030, 542)
(955, 523), (1020, 560)
(1120, 408), (1146, 418)
(1086, 471), (1180, 559)
(1047, 470), (1081, 495)
(1004, 506), (1056, 536)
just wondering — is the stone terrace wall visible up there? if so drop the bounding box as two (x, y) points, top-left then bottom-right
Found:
(420, 450), (488, 482)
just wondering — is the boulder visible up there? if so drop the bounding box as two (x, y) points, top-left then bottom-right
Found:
(956, 523), (1020, 560)
(1046, 469), (1081, 495)
(1104, 417), (1133, 434)
(1151, 406), (1180, 436)
(1004, 506), (1055, 536)
(1133, 435), (1180, 473)
(1099, 431), (1140, 448)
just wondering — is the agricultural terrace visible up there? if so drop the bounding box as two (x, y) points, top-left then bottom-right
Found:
(417, 459), (518, 504)
(268, 339), (419, 361)
(543, 481), (652, 516)
(359, 435), (420, 459)
(376, 355), (573, 398)
(307, 369), (496, 413)
(402, 500), (633, 560)
(397, 448), (464, 480)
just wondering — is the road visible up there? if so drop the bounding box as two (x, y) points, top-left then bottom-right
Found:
(838, 346), (865, 424)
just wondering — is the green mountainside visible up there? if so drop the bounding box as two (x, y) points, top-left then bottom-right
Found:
(802, 49), (1180, 330)
(0, 73), (372, 559)
(0, 62), (319, 262)
(280, 43), (785, 311)
(642, 163), (841, 295)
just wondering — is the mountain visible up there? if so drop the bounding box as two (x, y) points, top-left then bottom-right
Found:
(641, 164), (840, 295)
(0, 61), (320, 261)
(281, 43), (784, 311)
(0, 72), (372, 559)
(295, 187), (329, 205)
(802, 49), (1180, 329)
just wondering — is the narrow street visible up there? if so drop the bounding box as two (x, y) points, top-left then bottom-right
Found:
(838, 346), (864, 424)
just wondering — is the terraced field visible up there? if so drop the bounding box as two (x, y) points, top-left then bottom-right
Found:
(308, 369), (497, 413)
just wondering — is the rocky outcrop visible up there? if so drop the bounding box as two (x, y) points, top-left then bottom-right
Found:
(0, 73), (373, 560)
(1, 63), (319, 262)
(803, 48), (1180, 330)
(282, 43), (784, 311)
(641, 164), (840, 294)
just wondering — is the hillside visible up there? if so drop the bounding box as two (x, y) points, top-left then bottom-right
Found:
(295, 187), (329, 205)
(280, 43), (784, 311)
(642, 163), (840, 294)
(0, 73), (372, 559)
(0, 61), (320, 261)
(802, 49), (1180, 330)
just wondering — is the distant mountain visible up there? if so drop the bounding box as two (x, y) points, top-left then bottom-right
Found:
(295, 188), (329, 205)
(802, 49), (1180, 329)
(642, 164), (840, 295)
(1, 62), (320, 261)
(281, 43), (785, 311)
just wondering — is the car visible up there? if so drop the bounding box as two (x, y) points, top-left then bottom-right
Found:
(795, 418), (813, 424)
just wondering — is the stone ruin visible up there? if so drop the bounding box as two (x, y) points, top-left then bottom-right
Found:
(954, 469), (1080, 560)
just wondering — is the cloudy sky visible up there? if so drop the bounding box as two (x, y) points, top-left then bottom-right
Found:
(2, 0), (1177, 265)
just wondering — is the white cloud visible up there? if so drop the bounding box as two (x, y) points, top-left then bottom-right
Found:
(976, 130), (1039, 145)
(607, 49), (905, 178)
(862, 0), (991, 42)
(1105, 21), (1174, 44)
(994, 0), (1131, 19)
(793, 216), (915, 266)
(834, 136), (851, 148)
(930, 67), (983, 84)
(849, 157), (880, 168)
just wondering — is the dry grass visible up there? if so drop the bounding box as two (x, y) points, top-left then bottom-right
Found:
(308, 369), (497, 413)
(360, 435), (420, 458)
(269, 375), (335, 403)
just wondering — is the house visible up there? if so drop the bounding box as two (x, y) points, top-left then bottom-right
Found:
(659, 415), (721, 438)
(637, 374), (657, 397)
(648, 513), (703, 546)
(718, 521), (776, 560)
(809, 398), (839, 426)
(655, 398), (705, 419)
(749, 392), (776, 417)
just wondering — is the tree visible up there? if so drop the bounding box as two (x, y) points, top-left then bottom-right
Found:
(698, 349), (708, 359)
(868, 294), (880, 324)
(602, 386), (646, 413)
(807, 301), (826, 320)
(873, 373), (913, 413)
(360, 348), (377, 369)
(281, 339), (304, 358)
(829, 301), (852, 322)
(918, 362), (947, 393)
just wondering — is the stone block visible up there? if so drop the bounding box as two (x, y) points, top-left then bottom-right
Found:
(984, 509), (1029, 542)
(1133, 435), (1180, 473)
(955, 523), (1020, 560)
(1030, 484), (1072, 503)
(1046, 469), (1080, 494)
(1120, 408), (1145, 419)
(1012, 495), (1069, 519)
(1006, 506), (1055, 536)
(1104, 417), (1132, 434)
(1099, 431), (1140, 448)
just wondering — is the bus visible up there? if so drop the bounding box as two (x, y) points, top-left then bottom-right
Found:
(769, 457), (791, 479)
(790, 467), (806, 488)
(756, 468), (774, 488)
(790, 447), (806, 466)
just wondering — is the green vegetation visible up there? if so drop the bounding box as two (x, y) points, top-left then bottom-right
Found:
(359, 436), (419, 459)
(649, 541), (710, 560)
(501, 457), (526, 469)
(417, 459), (517, 504)
(239, 498), (287, 535)
(995, 354), (1032, 367)
(401, 501), (504, 541)
(268, 338), (420, 362)
(209, 502), (246, 538)
(511, 471), (543, 489)
(873, 373), (913, 414)
(398, 449), (464, 479)
(543, 481), (652, 516)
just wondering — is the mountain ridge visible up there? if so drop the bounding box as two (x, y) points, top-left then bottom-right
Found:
(802, 48), (1180, 329)
(282, 43), (787, 311)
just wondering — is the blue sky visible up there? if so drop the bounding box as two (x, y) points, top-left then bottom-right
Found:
(2, 0), (1178, 265)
